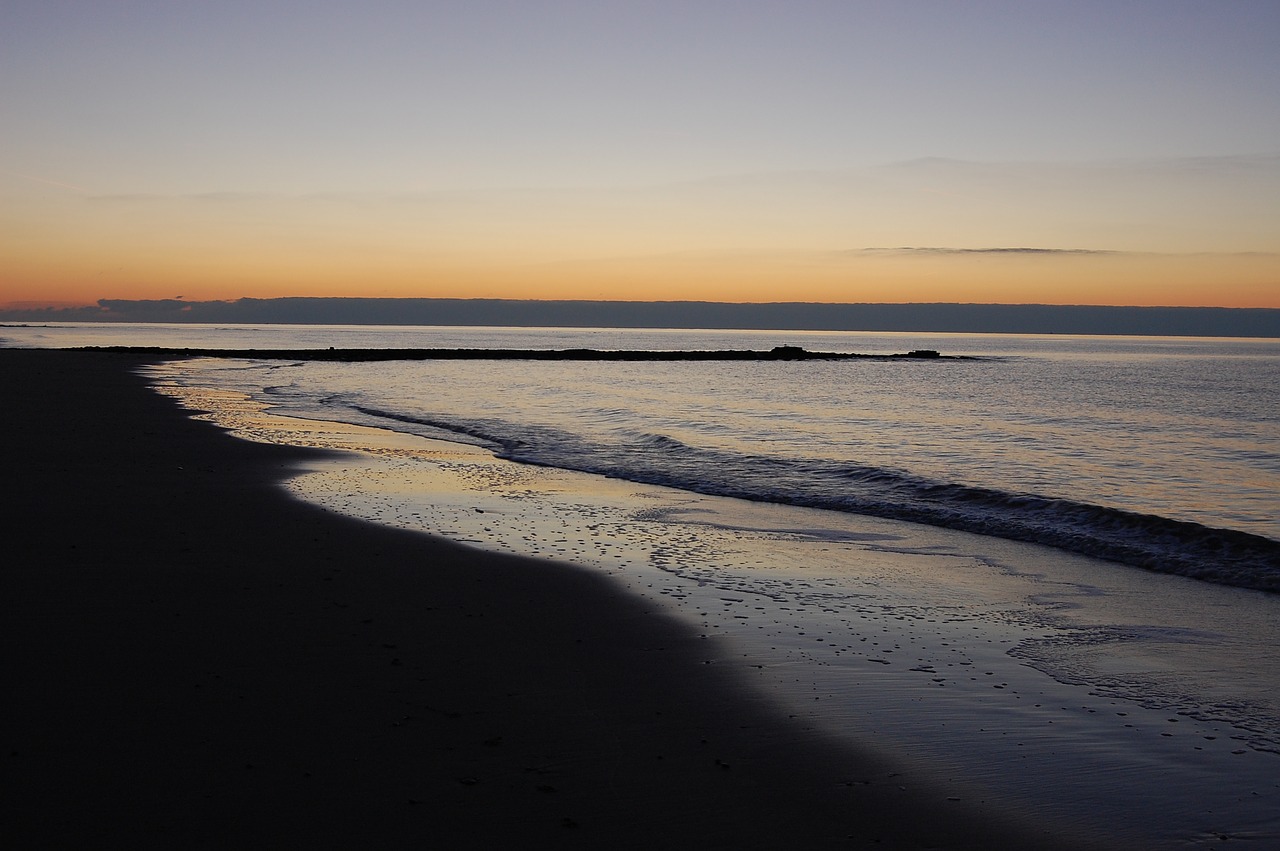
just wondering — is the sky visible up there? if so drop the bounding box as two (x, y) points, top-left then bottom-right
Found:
(2, 0), (1278, 309)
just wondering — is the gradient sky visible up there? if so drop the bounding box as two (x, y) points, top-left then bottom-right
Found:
(3, 0), (1278, 308)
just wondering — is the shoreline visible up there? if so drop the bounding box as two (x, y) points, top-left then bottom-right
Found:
(0, 349), (1093, 849)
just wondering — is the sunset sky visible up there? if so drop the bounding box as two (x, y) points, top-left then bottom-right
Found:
(3, 0), (1278, 309)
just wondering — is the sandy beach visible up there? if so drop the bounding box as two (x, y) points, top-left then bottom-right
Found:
(1, 349), (1117, 848)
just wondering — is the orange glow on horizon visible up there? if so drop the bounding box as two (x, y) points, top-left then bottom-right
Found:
(4, 170), (1277, 311)
(5, 249), (1277, 311)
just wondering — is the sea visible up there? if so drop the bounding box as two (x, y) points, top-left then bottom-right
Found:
(6, 321), (1280, 846)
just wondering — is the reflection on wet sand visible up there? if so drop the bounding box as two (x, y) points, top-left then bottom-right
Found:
(153, 375), (1280, 847)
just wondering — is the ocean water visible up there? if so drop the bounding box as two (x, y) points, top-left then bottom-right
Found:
(7, 321), (1280, 843)
(11, 321), (1274, 588)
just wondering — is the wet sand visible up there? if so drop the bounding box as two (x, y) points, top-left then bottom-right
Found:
(2, 349), (1099, 849)
(159, 372), (1280, 848)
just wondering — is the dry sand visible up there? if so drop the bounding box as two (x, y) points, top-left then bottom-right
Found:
(1, 349), (1102, 849)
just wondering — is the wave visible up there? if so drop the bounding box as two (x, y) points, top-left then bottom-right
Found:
(354, 405), (1280, 593)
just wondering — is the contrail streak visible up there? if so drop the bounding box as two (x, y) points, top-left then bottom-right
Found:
(4, 170), (90, 192)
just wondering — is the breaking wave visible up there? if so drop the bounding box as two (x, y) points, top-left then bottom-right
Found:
(354, 405), (1280, 593)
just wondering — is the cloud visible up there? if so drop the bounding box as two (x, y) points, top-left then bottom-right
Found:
(85, 193), (168, 203)
(86, 191), (274, 203)
(856, 247), (1124, 256)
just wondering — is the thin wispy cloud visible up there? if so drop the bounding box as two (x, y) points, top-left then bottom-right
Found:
(3, 170), (90, 193)
(86, 192), (277, 203)
(857, 247), (1124, 256)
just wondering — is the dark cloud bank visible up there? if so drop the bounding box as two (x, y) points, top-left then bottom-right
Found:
(3, 298), (1278, 338)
